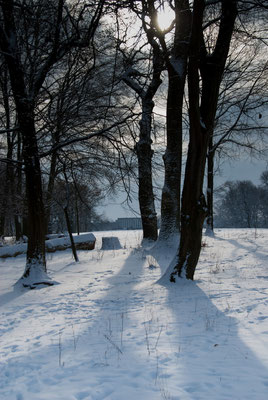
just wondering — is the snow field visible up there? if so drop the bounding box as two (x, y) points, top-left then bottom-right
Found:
(0, 229), (267, 399)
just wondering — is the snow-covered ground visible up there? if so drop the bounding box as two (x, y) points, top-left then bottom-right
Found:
(0, 229), (267, 400)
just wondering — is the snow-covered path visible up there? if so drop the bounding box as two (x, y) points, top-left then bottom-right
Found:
(0, 229), (267, 399)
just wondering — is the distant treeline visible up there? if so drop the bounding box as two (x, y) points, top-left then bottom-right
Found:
(214, 171), (268, 228)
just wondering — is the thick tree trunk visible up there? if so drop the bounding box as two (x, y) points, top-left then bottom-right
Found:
(136, 98), (158, 241)
(170, 0), (237, 282)
(170, 127), (209, 281)
(0, 0), (104, 286)
(137, 141), (157, 241)
(158, 72), (182, 242)
(122, 42), (163, 242)
(170, 0), (206, 281)
(0, 0), (50, 287)
(13, 103), (49, 286)
(21, 115), (47, 278)
(158, 0), (192, 243)
(15, 133), (24, 241)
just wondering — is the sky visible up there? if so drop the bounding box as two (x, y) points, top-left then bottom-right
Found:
(97, 4), (268, 222)
(98, 157), (268, 221)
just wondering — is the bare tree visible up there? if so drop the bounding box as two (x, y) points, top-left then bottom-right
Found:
(124, 0), (192, 243)
(205, 3), (268, 234)
(170, 0), (238, 281)
(120, 29), (164, 241)
(37, 31), (125, 234)
(0, 0), (105, 288)
(0, 61), (21, 238)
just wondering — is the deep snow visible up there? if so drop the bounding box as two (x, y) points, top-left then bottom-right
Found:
(0, 229), (267, 400)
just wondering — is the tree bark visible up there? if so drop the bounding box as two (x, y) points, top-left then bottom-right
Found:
(158, 70), (183, 241)
(170, 0), (238, 281)
(0, 0), (47, 285)
(0, 0), (104, 286)
(15, 133), (24, 241)
(136, 97), (158, 241)
(158, 0), (192, 242)
(122, 36), (163, 242)
(21, 110), (47, 275)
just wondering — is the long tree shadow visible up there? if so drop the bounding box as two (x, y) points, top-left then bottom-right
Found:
(226, 237), (268, 262)
(144, 237), (268, 398)
(0, 245), (156, 399)
(1, 238), (268, 400)
(0, 289), (25, 307)
(87, 241), (268, 399)
(211, 229), (267, 261)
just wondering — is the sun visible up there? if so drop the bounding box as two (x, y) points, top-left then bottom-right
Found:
(157, 7), (175, 31)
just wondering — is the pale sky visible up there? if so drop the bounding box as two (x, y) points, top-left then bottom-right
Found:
(98, 157), (268, 221)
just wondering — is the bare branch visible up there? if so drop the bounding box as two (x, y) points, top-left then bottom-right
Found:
(39, 113), (140, 158)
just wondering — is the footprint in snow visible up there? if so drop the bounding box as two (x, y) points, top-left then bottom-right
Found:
(257, 316), (268, 321)
(75, 391), (91, 400)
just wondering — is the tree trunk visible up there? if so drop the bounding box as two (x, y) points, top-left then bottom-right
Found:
(170, 33), (209, 279)
(45, 151), (58, 234)
(15, 133), (24, 241)
(21, 115), (47, 277)
(0, 64), (12, 237)
(64, 206), (79, 262)
(15, 120), (51, 287)
(12, 101), (49, 286)
(170, 0), (237, 282)
(0, 175), (8, 237)
(121, 30), (165, 242)
(158, 71), (183, 242)
(0, 0), (50, 286)
(122, 62), (162, 241)
(202, 0), (238, 236)
(75, 196), (80, 235)
(0, 0), (104, 286)
(205, 137), (214, 235)
(170, 127), (209, 281)
(170, 0), (207, 281)
(158, 0), (192, 243)
(136, 97), (158, 241)
(14, 216), (23, 241)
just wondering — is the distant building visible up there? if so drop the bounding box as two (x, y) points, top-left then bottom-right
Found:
(116, 217), (142, 230)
